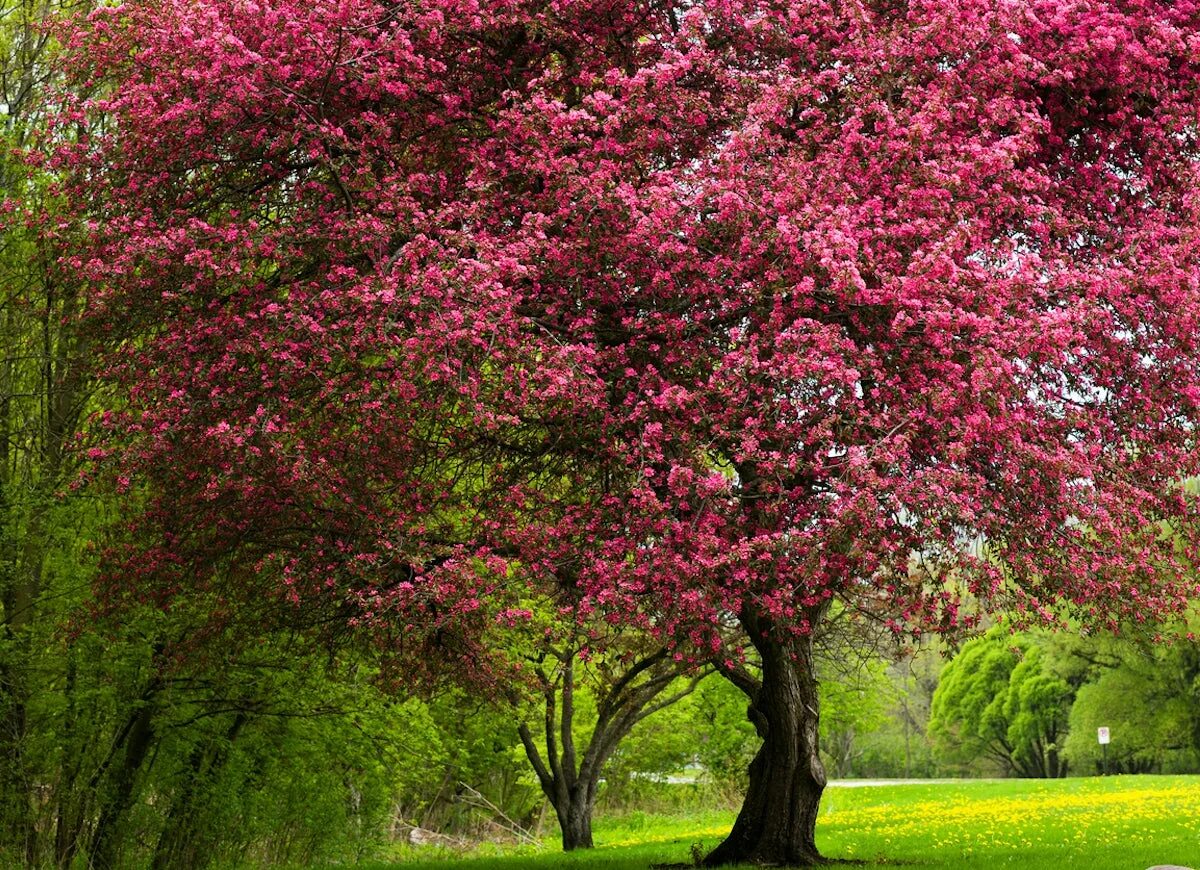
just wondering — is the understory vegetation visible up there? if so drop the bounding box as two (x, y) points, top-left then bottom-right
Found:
(5, 601), (1195, 867)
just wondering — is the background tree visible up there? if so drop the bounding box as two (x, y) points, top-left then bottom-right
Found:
(0, 0), (98, 861)
(514, 609), (705, 851)
(1060, 624), (1200, 775)
(687, 677), (760, 797)
(853, 644), (947, 779)
(1002, 644), (1073, 778)
(817, 654), (896, 780)
(931, 630), (1073, 778)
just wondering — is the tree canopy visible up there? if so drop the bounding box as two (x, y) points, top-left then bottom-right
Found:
(43, 0), (1200, 865)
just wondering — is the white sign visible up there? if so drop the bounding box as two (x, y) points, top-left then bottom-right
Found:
(1097, 727), (1111, 745)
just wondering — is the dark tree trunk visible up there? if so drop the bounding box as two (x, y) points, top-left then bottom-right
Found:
(527, 738), (601, 852)
(556, 785), (595, 851)
(89, 691), (158, 870)
(705, 611), (828, 868)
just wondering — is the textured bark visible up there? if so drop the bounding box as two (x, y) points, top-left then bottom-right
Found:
(705, 611), (827, 868)
(557, 786), (596, 851)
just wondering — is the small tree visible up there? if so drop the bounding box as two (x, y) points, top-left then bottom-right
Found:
(516, 631), (704, 850)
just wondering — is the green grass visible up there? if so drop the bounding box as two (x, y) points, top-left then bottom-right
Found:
(359, 775), (1200, 869)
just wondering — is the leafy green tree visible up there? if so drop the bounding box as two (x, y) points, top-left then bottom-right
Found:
(818, 655), (896, 779)
(515, 621), (705, 851)
(0, 0), (96, 860)
(1001, 645), (1072, 778)
(601, 695), (702, 801)
(930, 630), (1072, 778)
(930, 632), (1017, 774)
(1061, 626), (1200, 775)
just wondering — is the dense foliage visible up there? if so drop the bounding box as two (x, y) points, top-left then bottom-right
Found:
(931, 630), (1073, 778)
(930, 624), (1200, 778)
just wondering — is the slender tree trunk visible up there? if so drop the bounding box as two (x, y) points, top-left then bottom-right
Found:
(89, 691), (158, 870)
(704, 611), (827, 868)
(55, 654), (86, 870)
(517, 653), (599, 853)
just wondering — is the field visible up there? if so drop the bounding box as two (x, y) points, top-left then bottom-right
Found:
(368, 776), (1200, 869)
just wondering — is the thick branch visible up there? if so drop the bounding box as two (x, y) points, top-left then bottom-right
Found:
(594, 648), (670, 725)
(535, 665), (567, 807)
(559, 653), (577, 790)
(517, 723), (555, 795)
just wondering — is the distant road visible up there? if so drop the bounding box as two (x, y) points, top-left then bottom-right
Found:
(828, 778), (989, 787)
(646, 775), (983, 786)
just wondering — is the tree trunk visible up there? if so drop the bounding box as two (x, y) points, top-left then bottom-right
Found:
(55, 654), (85, 870)
(89, 691), (158, 870)
(704, 612), (827, 868)
(557, 787), (595, 851)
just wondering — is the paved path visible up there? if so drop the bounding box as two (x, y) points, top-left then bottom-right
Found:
(827, 778), (976, 787)
(647, 776), (988, 786)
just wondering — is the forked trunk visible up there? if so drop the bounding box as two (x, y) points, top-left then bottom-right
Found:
(517, 641), (700, 854)
(704, 613), (827, 867)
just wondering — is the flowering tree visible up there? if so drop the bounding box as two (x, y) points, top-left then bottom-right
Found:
(55, 0), (1200, 865)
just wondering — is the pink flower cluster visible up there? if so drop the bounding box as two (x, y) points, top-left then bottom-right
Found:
(51, 0), (1200, 681)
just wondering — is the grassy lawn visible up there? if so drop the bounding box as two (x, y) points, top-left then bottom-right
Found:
(360, 775), (1200, 869)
